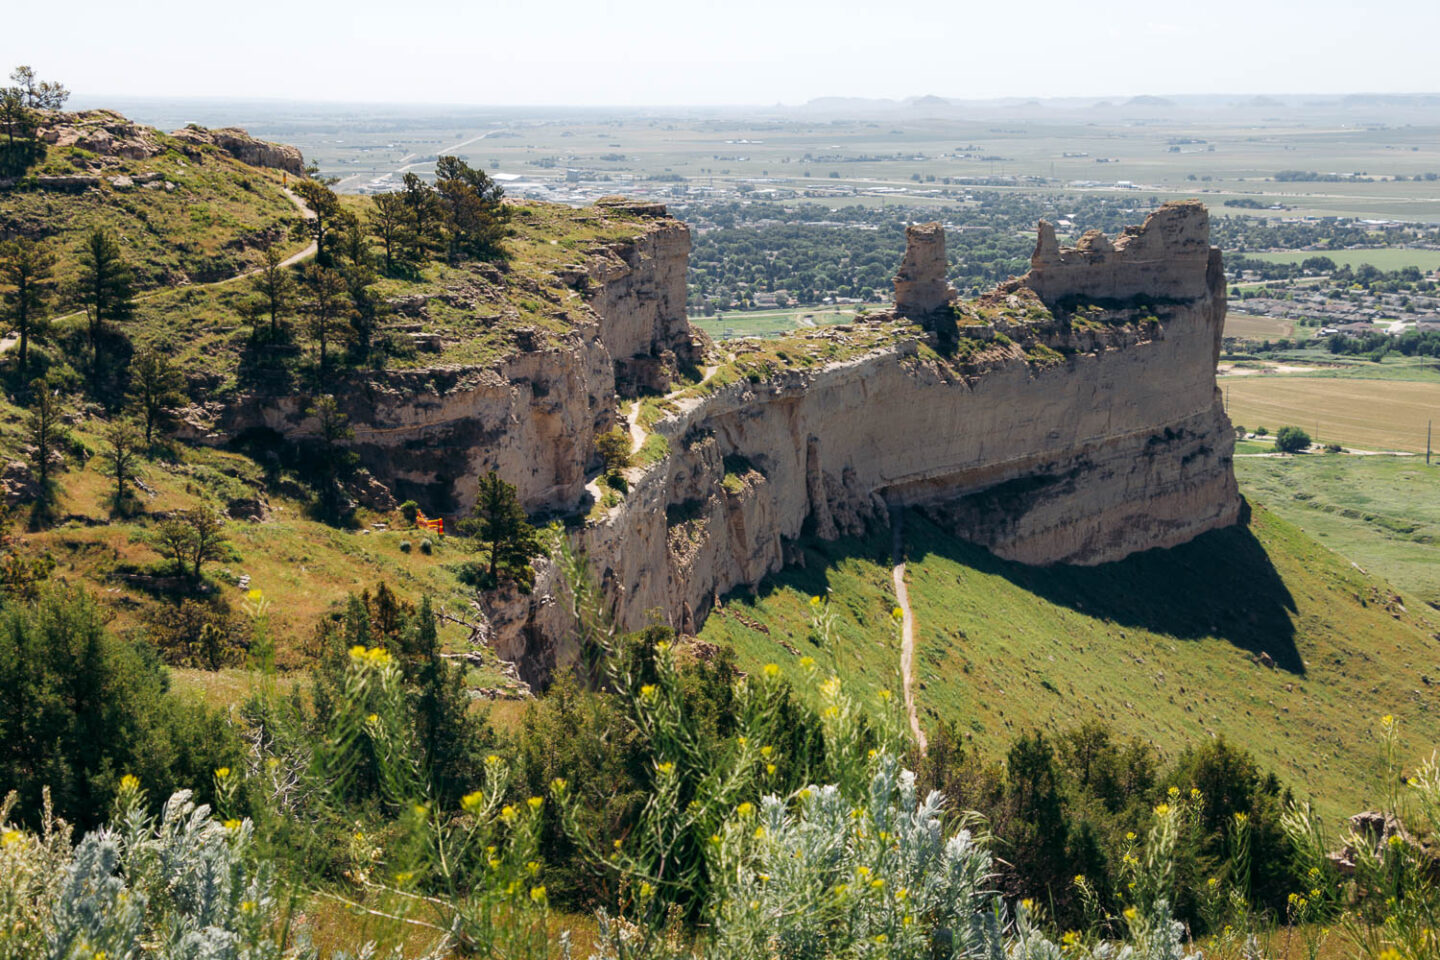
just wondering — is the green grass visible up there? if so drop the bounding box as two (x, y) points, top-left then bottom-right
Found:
(1, 139), (303, 293)
(1245, 249), (1440, 272)
(697, 505), (1440, 819)
(694, 304), (884, 340)
(1235, 454), (1440, 606)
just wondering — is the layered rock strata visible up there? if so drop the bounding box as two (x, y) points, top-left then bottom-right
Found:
(201, 199), (1240, 685)
(503, 201), (1239, 682)
(893, 221), (956, 317)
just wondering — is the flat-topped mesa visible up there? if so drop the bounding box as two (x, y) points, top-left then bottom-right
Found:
(1023, 200), (1220, 309)
(893, 222), (957, 318)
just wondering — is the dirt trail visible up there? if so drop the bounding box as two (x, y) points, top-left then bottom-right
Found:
(24, 187), (315, 336)
(890, 507), (927, 753)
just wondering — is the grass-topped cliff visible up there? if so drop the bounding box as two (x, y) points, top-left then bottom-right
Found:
(2, 109), (306, 289)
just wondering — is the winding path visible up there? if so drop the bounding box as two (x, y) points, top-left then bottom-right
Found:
(22, 186), (315, 335)
(890, 507), (927, 753)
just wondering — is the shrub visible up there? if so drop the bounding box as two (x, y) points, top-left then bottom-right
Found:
(399, 539), (412, 553)
(1274, 425), (1311, 454)
(399, 499), (419, 526)
(419, 537), (433, 555)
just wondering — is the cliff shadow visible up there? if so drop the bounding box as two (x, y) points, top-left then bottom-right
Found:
(900, 501), (1303, 674)
(727, 502), (1302, 675)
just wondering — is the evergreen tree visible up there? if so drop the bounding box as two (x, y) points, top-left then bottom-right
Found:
(126, 347), (186, 447)
(434, 156), (510, 263)
(290, 178), (343, 266)
(249, 243), (294, 340)
(300, 263), (354, 375)
(75, 227), (134, 380)
(368, 191), (414, 273)
(25, 377), (66, 512)
(460, 470), (540, 586)
(99, 418), (142, 513)
(0, 237), (55, 377)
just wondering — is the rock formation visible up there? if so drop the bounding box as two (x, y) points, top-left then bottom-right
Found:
(893, 222), (956, 318)
(27, 111), (303, 175)
(170, 125), (306, 176)
(197, 199), (1239, 685)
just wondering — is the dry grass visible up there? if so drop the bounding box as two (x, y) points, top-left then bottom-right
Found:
(1222, 376), (1440, 452)
(1223, 312), (1295, 340)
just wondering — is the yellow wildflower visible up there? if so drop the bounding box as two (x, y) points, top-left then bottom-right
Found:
(240, 900), (256, 914)
(215, 767), (231, 779)
(1168, 786), (1180, 799)
(1154, 803), (1170, 817)
(760, 744), (774, 759)
(527, 796), (543, 811)
(639, 684), (657, 699)
(550, 777), (567, 793)
(462, 791), (484, 813)
(737, 802), (754, 818)
(348, 645), (367, 660)
(640, 881), (654, 899)
(870, 878), (884, 890)
(810, 595), (821, 607)
(529, 885), (547, 904)
(763, 663), (780, 678)
(366, 713), (379, 724)
(799, 656), (815, 669)
(891, 606), (903, 620)
(1, 830), (21, 846)
(754, 826), (766, 839)
(766, 763), (777, 776)
(1382, 714), (1396, 728)
(119, 774), (140, 792)
(1124, 907), (1138, 922)
(224, 819), (242, 831)
(246, 588), (263, 602)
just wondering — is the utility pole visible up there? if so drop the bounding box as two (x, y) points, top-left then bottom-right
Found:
(1428, 419), (1432, 465)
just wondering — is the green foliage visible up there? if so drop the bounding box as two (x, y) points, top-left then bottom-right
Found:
(459, 470), (540, 589)
(125, 346), (187, 446)
(0, 236), (55, 377)
(0, 587), (239, 828)
(596, 426), (633, 478)
(153, 505), (231, 581)
(1274, 425), (1311, 454)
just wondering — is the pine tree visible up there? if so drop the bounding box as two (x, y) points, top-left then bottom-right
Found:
(126, 348), (186, 446)
(0, 237), (55, 376)
(461, 470), (540, 586)
(75, 228), (134, 380)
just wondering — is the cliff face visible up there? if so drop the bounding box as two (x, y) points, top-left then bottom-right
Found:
(196, 199), (1238, 685)
(556, 201), (1239, 680)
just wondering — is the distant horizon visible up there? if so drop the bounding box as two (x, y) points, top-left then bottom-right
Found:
(9, 0), (1438, 108)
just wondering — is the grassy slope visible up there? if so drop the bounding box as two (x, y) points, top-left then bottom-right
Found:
(17, 410), (517, 694)
(2, 138), (304, 291)
(698, 505), (1440, 819)
(117, 200), (667, 391)
(1235, 454), (1440, 607)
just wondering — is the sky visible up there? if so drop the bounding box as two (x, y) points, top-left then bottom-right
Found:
(6, 0), (1439, 107)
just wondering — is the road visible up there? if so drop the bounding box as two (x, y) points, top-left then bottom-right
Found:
(890, 506), (927, 753)
(333, 131), (494, 192)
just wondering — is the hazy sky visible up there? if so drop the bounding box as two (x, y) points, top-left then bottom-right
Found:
(6, 0), (1439, 106)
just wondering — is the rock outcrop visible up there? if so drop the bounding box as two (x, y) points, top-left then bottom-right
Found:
(196, 199), (1239, 686)
(170, 125), (305, 176)
(29, 110), (304, 175)
(893, 222), (956, 318)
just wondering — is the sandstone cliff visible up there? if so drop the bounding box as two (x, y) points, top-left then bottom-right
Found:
(191, 198), (1239, 686)
(499, 201), (1239, 682)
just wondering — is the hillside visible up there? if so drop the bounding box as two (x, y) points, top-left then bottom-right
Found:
(697, 502), (1438, 818)
(1, 110), (306, 290)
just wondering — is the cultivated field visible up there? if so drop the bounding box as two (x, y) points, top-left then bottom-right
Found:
(1246, 248), (1440, 272)
(1222, 376), (1440, 452)
(1223, 312), (1295, 339)
(692, 303), (883, 339)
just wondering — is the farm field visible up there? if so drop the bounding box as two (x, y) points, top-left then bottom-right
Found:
(1234, 454), (1440, 607)
(1223, 312), (1295, 339)
(1246, 248), (1440, 272)
(1221, 376), (1440, 452)
(697, 505), (1440, 819)
(692, 303), (884, 339)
